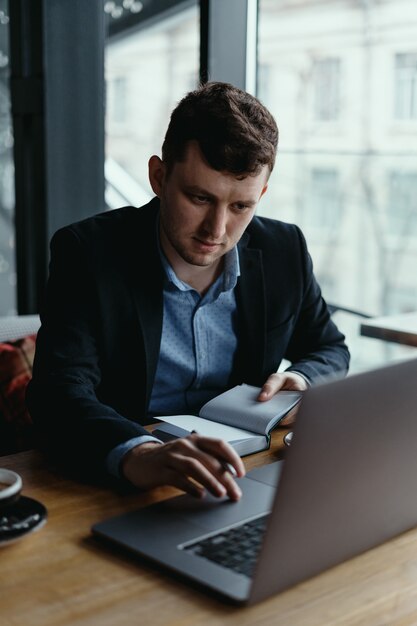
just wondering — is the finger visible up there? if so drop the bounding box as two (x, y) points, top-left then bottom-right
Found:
(171, 437), (243, 500)
(126, 440), (224, 496)
(258, 373), (285, 401)
(218, 468), (242, 501)
(194, 435), (245, 478)
(168, 466), (242, 502)
(190, 437), (244, 501)
(167, 450), (228, 498)
(163, 471), (206, 499)
(140, 437), (242, 500)
(258, 372), (308, 402)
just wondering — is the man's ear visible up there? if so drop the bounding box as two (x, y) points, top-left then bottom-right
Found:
(260, 183), (268, 199)
(148, 155), (166, 197)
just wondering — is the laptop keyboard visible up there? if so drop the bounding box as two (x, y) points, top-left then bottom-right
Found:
(181, 514), (269, 578)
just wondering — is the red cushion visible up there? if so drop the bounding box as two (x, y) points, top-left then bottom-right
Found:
(0, 334), (37, 454)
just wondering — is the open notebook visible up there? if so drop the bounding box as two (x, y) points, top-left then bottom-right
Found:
(152, 384), (302, 455)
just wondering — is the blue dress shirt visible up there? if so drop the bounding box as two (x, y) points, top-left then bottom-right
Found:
(107, 243), (240, 478)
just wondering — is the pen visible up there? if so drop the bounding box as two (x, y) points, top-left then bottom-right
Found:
(222, 462), (237, 478)
(191, 430), (237, 478)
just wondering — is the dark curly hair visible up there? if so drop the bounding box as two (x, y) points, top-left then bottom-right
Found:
(162, 82), (278, 176)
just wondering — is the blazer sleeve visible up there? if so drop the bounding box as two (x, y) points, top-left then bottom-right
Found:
(283, 226), (350, 383)
(26, 226), (150, 479)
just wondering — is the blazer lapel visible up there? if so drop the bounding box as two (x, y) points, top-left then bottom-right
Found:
(231, 237), (266, 387)
(125, 200), (164, 411)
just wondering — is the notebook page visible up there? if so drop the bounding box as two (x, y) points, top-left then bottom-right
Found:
(156, 414), (255, 441)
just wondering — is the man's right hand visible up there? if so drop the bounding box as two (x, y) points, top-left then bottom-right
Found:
(121, 433), (245, 501)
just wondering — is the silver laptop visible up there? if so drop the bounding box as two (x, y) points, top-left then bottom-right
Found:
(92, 357), (417, 605)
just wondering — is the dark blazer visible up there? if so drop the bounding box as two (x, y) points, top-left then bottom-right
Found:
(27, 197), (349, 476)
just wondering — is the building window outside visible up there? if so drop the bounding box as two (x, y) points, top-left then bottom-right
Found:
(395, 53), (417, 120)
(257, 0), (417, 370)
(257, 63), (270, 105)
(110, 76), (127, 125)
(306, 168), (341, 234)
(0, 0), (15, 315)
(385, 284), (417, 315)
(313, 58), (341, 121)
(105, 3), (199, 209)
(387, 170), (417, 237)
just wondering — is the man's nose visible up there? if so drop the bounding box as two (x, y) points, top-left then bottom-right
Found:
(202, 205), (227, 240)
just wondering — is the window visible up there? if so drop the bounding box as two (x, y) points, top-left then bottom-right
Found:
(395, 53), (417, 120)
(0, 0), (14, 315)
(105, 2), (199, 208)
(110, 76), (127, 125)
(385, 283), (417, 314)
(387, 171), (417, 237)
(313, 58), (341, 121)
(306, 168), (341, 234)
(258, 0), (417, 370)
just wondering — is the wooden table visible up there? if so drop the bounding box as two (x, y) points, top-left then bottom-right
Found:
(3, 434), (417, 626)
(360, 312), (417, 347)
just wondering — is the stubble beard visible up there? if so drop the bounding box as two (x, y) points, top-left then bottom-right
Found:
(170, 237), (223, 268)
(161, 223), (224, 270)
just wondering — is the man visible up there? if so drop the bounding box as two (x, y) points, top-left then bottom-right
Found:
(27, 82), (349, 501)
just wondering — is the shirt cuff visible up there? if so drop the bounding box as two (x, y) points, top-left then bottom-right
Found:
(286, 370), (311, 387)
(106, 435), (163, 479)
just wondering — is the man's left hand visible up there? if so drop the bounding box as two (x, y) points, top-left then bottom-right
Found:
(257, 372), (308, 425)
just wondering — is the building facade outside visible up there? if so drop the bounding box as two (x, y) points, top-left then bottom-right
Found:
(258, 0), (417, 368)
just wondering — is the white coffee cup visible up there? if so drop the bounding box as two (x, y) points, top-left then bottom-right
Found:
(0, 469), (22, 511)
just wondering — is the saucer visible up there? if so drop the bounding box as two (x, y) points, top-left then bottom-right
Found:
(0, 496), (47, 545)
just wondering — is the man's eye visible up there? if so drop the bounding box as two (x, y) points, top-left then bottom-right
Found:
(234, 203), (249, 211)
(192, 195), (210, 203)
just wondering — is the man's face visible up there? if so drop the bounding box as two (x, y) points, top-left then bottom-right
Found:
(148, 142), (269, 273)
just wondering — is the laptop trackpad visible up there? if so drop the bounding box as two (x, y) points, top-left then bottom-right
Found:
(160, 475), (276, 532)
(246, 460), (283, 487)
